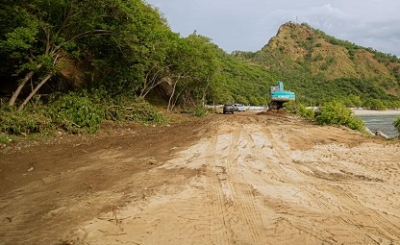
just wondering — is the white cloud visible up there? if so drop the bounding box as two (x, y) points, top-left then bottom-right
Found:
(145, 0), (400, 56)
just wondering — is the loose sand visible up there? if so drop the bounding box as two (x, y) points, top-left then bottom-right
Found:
(1, 112), (400, 245)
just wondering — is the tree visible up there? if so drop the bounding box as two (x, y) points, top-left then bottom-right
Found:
(362, 99), (386, 110)
(0, 0), (168, 110)
(164, 33), (219, 112)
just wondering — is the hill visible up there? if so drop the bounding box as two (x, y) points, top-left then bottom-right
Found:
(234, 22), (400, 107)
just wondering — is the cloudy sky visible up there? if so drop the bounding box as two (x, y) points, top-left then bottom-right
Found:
(145, 0), (400, 57)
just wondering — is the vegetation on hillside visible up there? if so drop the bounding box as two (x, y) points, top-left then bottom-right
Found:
(0, 2), (399, 136)
(235, 22), (400, 108)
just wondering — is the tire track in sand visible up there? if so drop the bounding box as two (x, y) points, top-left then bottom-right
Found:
(242, 125), (337, 244)
(205, 122), (264, 244)
(264, 126), (400, 243)
(205, 130), (232, 244)
(224, 125), (263, 244)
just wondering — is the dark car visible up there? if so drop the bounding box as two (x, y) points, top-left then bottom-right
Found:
(223, 104), (234, 114)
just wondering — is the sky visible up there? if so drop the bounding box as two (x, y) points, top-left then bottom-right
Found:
(144, 0), (400, 57)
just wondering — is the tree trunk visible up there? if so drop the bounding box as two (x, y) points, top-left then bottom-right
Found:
(8, 63), (43, 106)
(17, 73), (53, 111)
(167, 79), (178, 112)
(139, 66), (168, 98)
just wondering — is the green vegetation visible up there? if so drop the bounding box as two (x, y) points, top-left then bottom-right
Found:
(289, 101), (364, 132)
(315, 102), (364, 130)
(0, 3), (399, 138)
(0, 134), (11, 144)
(394, 116), (400, 137)
(48, 93), (106, 134)
(296, 104), (316, 120)
(0, 105), (52, 135)
(0, 91), (169, 135)
(239, 22), (400, 108)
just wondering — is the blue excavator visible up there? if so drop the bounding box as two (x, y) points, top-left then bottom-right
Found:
(268, 81), (295, 110)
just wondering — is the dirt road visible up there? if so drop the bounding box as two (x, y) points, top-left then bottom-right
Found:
(1, 112), (400, 245)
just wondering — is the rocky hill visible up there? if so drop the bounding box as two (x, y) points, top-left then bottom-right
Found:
(242, 22), (400, 98)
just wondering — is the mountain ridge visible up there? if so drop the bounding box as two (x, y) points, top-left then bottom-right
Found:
(235, 21), (400, 100)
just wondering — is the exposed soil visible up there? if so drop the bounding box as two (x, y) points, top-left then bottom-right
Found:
(1, 111), (400, 245)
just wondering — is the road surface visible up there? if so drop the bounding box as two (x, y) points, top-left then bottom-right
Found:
(1, 112), (400, 244)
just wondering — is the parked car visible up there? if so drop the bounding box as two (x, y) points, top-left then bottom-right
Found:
(223, 104), (234, 114)
(234, 104), (246, 112)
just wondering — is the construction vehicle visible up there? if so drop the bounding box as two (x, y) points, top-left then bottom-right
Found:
(268, 81), (295, 110)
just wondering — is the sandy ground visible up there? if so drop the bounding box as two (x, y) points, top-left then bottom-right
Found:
(1, 111), (400, 245)
(351, 109), (400, 116)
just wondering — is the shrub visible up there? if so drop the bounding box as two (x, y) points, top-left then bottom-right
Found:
(192, 105), (208, 117)
(295, 103), (315, 120)
(315, 101), (364, 130)
(284, 101), (297, 114)
(0, 105), (52, 135)
(108, 97), (169, 125)
(48, 92), (106, 134)
(393, 116), (400, 137)
(0, 134), (11, 144)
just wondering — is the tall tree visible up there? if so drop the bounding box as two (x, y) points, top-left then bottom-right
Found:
(0, 0), (168, 110)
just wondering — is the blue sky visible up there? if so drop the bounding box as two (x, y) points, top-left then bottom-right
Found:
(145, 0), (400, 57)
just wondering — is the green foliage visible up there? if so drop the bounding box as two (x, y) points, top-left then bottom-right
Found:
(48, 93), (106, 134)
(249, 96), (260, 106)
(315, 102), (364, 130)
(296, 104), (315, 120)
(0, 105), (52, 135)
(128, 102), (169, 124)
(1, 0), (172, 108)
(109, 97), (169, 125)
(191, 105), (208, 117)
(320, 57), (335, 70)
(212, 52), (278, 105)
(0, 134), (11, 144)
(393, 116), (400, 137)
(283, 100), (296, 113)
(362, 99), (386, 110)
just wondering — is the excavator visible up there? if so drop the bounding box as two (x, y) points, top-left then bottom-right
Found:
(268, 81), (295, 111)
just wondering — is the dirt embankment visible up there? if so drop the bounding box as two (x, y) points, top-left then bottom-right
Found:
(1, 112), (400, 245)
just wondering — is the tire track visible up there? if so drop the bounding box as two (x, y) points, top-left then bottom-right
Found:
(204, 122), (266, 244)
(325, 185), (400, 242)
(225, 126), (264, 244)
(205, 132), (231, 244)
(263, 125), (400, 243)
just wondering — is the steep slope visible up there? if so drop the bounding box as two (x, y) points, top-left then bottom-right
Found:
(242, 22), (400, 102)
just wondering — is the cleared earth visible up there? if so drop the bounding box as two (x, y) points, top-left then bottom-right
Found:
(1, 111), (400, 245)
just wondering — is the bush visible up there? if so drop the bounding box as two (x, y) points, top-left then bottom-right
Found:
(48, 92), (106, 134)
(0, 105), (52, 135)
(393, 116), (400, 137)
(295, 103), (315, 120)
(108, 97), (169, 125)
(315, 102), (364, 130)
(192, 105), (208, 117)
(0, 134), (11, 144)
(284, 102), (315, 120)
(284, 101), (297, 114)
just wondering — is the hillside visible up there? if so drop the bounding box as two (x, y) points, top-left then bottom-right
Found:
(235, 22), (400, 107)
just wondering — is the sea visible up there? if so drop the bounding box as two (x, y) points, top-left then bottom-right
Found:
(355, 114), (400, 138)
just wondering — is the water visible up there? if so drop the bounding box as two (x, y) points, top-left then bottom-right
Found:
(355, 114), (399, 138)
